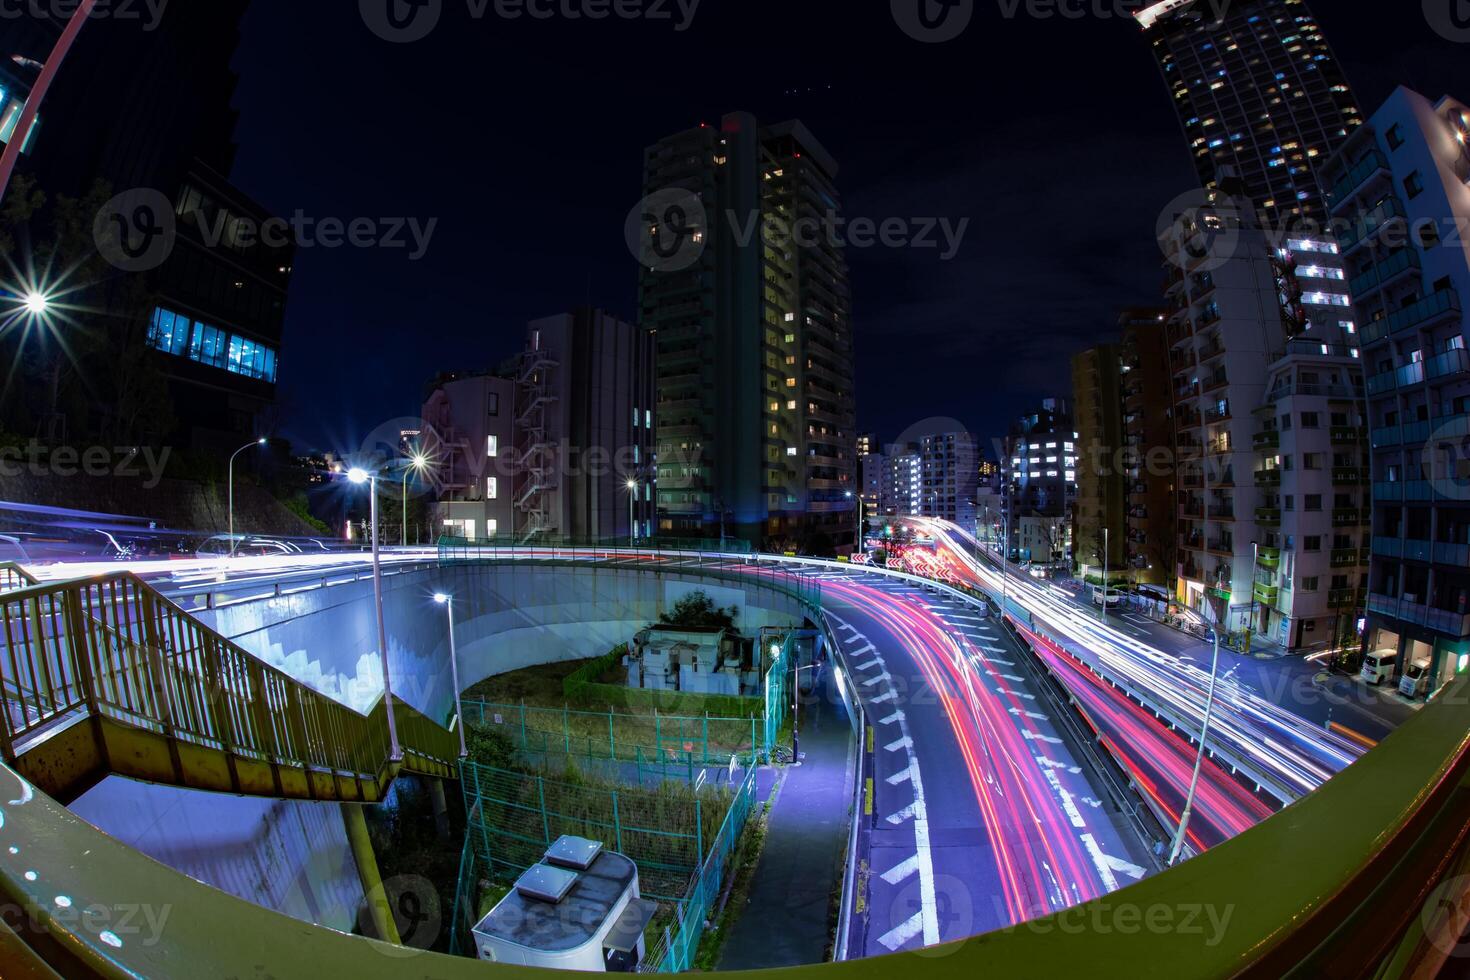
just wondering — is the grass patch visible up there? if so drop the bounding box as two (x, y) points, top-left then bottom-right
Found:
(692, 797), (772, 972)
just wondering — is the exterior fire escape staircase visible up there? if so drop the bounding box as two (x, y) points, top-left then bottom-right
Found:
(516, 347), (561, 544)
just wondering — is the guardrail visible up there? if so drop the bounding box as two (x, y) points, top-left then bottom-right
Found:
(0, 561), (38, 592)
(0, 571), (458, 802)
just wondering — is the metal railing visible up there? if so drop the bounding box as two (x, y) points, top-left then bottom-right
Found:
(0, 561), (38, 593)
(0, 572), (459, 801)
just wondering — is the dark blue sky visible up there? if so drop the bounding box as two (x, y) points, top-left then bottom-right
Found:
(226, 1), (1469, 456)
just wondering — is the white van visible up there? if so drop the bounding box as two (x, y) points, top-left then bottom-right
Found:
(1092, 586), (1125, 611)
(1398, 661), (1432, 699)
(1360, 650), (1398, 686)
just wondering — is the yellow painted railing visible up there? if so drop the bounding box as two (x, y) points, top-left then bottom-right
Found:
(0, 571), (458, 803)
(0, 561), (38, 593)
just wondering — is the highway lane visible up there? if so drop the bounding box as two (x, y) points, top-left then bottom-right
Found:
(904, 519), (1368, 803)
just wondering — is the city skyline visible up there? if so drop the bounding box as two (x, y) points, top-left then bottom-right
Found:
(221, 1), (1468, 454)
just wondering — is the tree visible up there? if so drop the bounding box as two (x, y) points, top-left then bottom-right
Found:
(659, 591), (738, 630)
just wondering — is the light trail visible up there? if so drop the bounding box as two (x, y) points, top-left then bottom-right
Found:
(905, 518), (1366, 800)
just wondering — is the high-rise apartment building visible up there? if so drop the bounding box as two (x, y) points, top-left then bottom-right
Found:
(1324, 88), (1470, 693)
(1002, 400), (1078, 565)
(1135, 0), (1363, 228)
(424, 308), (654, 544)
(918, 432), (979, 528)
(1073, 344), (1128, 579)
(880, 449), (922, 519)
(516, 309), (656, 543)
(640, 113), (857, 552)
(1162, 186), (1369, 642)
(1119, 310), (1176, 586)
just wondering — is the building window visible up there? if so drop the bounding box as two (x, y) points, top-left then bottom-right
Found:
(1301, 576), (1320, 592)
(1404, 171), (1425, 199)
(487, 435), (498, 457)
(1304, 536), (1322, 552)
(146, 306), (277, 383)
(1305, 494), (1323, 511)
(488, 393), (500, 415)
(1386, 124), (1404, 150)
(487, 477), (498, 500)
(485, 519), (498, 536)
(1301, 412), (1320, 429)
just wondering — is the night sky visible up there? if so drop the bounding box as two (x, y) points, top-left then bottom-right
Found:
(226, 1), (1470, 457)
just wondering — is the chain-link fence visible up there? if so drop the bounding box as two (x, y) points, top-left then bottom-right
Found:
(463, 700), (765, 765)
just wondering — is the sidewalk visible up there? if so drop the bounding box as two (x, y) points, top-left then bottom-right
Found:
(717, 668), (855, 970)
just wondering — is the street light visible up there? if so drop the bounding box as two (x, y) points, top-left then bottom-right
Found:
(845, 490), (862, 555)
(347, 466), (402, 761)
(1099, 527), (1110, 622)
(227, 438), (268, 555)
(1168, 597), (1225, 866)
(403, 453), (430, 547)
(626, 478), (639, 548)
(433, 593), (469, 758)
(22, 292), (49, 316)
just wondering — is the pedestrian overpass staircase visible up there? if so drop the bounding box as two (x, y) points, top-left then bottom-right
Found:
(0, 567), (458, 805)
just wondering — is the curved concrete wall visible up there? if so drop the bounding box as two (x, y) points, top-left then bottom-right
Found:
(69, 561), (810, 938)
(196, 562), (808, 725)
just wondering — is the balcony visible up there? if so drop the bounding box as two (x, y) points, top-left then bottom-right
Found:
(1426, 347), (1470, 382)
(1368, 593), (1470, 638)
(1253, 430), (1280, 450)
(1202, 374), (1230, 395)
(1328, 148), (1390, 207)
(1363, 291), (1463, 347)
(1256, 507), (1281, 525)
(1371, 425), (1402, 450)
(1255, 470), (1282, 487)
(1331, 425), (1367, 445)
(1349, 248), (1420, 298)
(1332, 466), (1367, 484)
(1435, 541), (1470, 566)
(1206, 539), (1234, 556)
(1257, 546), (1281, 568)
(1334, 508), (1368, 528)
(1338, 196), (1407, 253)
(1367, 361), (1424, 397)
(1328, 588), (1360, 609)
(1332, 548), (1366, 568)
(1254, 582), (1280, 604)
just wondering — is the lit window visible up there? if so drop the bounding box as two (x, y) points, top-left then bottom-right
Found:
(487, 435), (498, 457)
(487, 478), (498, 500)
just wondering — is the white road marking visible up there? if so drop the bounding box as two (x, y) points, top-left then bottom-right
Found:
(1099, 851), (1148, 881)
(864, 672), (893, 688)
(881, 854), (920, 884)
(871, 690), (898, 704)
(856, 658), (882, 671)
(878, 710), (905, 726)
(1007, 708), (1048, 721)
(1035, 757), (1082, 774)
(999, 674), (1025, 682)
(887, 766), (915, 786)
(844, 634), (869, 647)
(877, 912), (925, 952)
(885, 735), (915, 752)
(1023, 731), (1064, 746)
(1080, 833), (1120, 892)
(886, 802), (919, 826)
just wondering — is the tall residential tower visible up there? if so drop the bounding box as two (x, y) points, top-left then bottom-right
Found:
(639, 113), (857, 552)
(1136, 0), (1363, 227)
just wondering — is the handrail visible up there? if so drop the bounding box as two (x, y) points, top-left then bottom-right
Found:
(0, 562), (38, 593)
(0, 571), (458, 802)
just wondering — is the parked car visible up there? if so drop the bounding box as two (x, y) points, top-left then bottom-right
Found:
(1091, 586), (1125, 610)
(1360, 650), (1398, 686)
(1398, 661), (1432, 699)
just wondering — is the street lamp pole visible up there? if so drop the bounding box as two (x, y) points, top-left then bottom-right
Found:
(1100, 527), (1109, 620)
(228, 438), (267, 556)
(350, 468), (402, 761)
(402, 454), (428, 548)
(1248, 541), (1260, 640)
(627, 478), (639, 548)
(1168, 606), (1224, 866)
(0, 0), (97, 206)
(434, 594), (468, 758)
